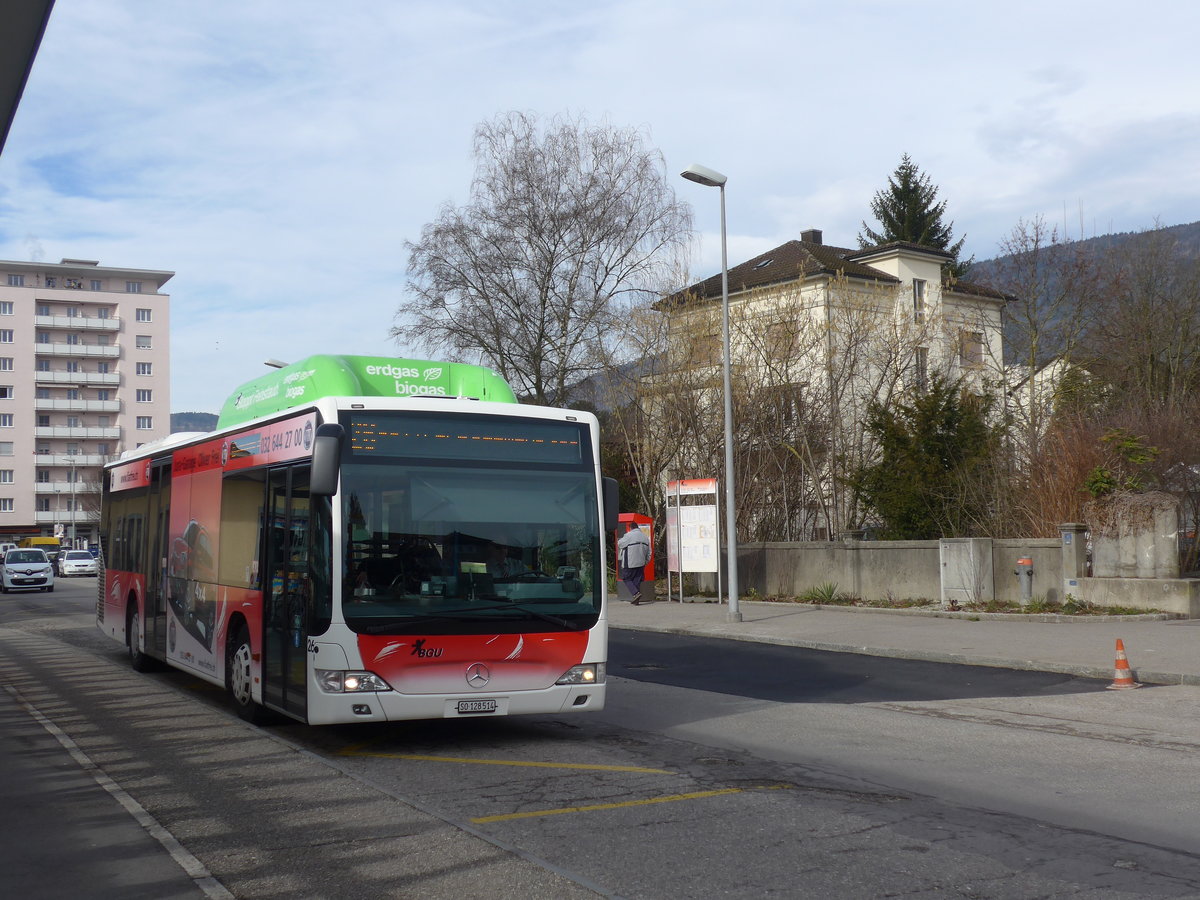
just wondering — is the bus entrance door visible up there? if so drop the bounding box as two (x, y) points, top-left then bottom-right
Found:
(263, 467), (310, 720)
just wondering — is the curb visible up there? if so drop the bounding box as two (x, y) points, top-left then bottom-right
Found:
(662, 599), (1176, 624)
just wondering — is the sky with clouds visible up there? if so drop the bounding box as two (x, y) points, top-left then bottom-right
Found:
(1, 0), (1198, 413)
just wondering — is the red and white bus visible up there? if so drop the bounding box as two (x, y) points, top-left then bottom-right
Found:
(98, 355), (617, 725)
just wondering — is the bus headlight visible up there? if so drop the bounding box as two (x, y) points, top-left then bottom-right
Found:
(317, 670), (392, 693)
(556, 663), (605, 685)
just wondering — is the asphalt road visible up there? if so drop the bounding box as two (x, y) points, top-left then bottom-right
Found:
(609, 628), (1107, 702)
(6, 581), (1200, 899)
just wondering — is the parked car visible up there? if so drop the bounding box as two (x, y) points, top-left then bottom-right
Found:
(57, 549), (98, 577)
(0, 549), (55, 593)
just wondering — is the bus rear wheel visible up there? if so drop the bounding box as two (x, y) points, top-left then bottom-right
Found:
(126, 606), (154, 673)
(226, 624), (266, 723)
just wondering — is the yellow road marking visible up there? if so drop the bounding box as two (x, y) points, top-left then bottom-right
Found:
(338, 749), (670, 774)
(472, 787), (746, 823)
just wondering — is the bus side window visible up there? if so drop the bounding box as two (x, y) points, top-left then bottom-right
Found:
(219, 471), (266, 590)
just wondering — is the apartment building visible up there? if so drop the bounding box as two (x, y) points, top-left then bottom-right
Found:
(0, 258), (172, 549)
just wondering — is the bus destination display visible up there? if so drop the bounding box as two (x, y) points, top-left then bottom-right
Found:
(347, 413), (587, 465)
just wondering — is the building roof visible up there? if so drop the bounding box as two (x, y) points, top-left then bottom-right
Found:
(0, 1), (54, 156)
(663, 234), (1008, 308)
(0, 258), (174, 290)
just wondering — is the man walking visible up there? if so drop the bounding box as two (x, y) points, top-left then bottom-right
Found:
(617, 525), (652, 605)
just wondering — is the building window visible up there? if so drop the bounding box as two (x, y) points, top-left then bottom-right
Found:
(136, 416), (153, 430)
(90, 279), (102, 291)
(97, 390), (111, 401)
(136, 389), (152, 403)
(6, 275), (22, 287)
(960, 331), (985, 367)
(97, 307), (110, 318)
(0, 443), (12, 456)
(45, 276), (56, 288)
(0, 499), (12, 513)
(96, 334), (110, 346)
(37, 415), (50, 427)
(126, 281), (142, 293)
(36, 332), (49, 343)
(912, 279), (927, 321)
(36, 498), (51, 512)
(0, 386), (11, 399)
(66, 442), (79, 454)
(0, 330), (12, 343)
(35, 388), (50, 399)
(66, 333), (80, 345)
(36, 470), (50, 483)
(97, 362), (110, 373)
(36, 304), (50, 316)
(0, 414), (12, 427)
(66, 416), (80, 428)
(136, 335), (152, 349)
(0, 470), (11, 484)
(136, 362), (152, 375)
(136, 308), (152, 322)
(66, 307), (79, 317)
(915, 347), (929, 391)
(0, 302), (11, 315)
(65, 388), (79, 400)
(65, 361), (79, 373)
(97, 443), (110, 456)
(0, 358), (11, 371)
(36, 360), (50, 372)
(98, 416), (110, 427)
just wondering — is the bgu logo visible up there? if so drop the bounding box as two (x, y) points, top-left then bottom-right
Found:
(410, 638), (444, 659)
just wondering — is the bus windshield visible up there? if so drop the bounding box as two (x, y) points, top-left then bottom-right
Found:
(337, 416), (601, 635)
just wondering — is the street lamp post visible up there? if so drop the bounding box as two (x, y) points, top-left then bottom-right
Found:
(68, 458), (76, 549)
(680, 163), (741, 622)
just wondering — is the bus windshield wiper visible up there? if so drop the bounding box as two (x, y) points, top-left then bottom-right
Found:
(355, 602), (584, 633)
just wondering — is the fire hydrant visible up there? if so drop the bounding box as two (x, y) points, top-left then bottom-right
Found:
(1015, 557), (1034, 605)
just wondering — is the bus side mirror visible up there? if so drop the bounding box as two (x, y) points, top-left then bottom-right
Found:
(310, 424), (344, 496)
(603, 477), (619, 533)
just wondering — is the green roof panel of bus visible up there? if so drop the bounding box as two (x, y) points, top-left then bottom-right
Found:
(216, 355), (517, 428)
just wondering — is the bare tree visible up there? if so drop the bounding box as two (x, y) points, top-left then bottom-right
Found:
(1081, 225), (1200, 414)
(395, 111), (693, 406)
(987, 216), (1101, 465)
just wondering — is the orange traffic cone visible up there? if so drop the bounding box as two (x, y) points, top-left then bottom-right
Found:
(1106, 638), (1141, 690)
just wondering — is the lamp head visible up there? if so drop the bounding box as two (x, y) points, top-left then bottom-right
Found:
(680, 163), (727, 188)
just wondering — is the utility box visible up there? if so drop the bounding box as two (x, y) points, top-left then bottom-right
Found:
(939, 538), (995, 607)
(614, 514), (654, 601)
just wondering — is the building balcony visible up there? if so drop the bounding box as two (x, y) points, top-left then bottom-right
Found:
(34, 344), (121, 358)
(34, 399), (121, 413)
(34, 481), (100, 495)
(34, 371), (120, 386)
(34, 426), (121, 440)
(35, 453), (111, 467)
(34, 315), (121, 332)
(33, 510), (97, 525)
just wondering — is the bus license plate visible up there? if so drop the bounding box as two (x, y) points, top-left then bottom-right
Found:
(456, 699), (497, 714)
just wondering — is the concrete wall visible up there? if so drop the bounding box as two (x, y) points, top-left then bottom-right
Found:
(1075, 577), (1200, 617)
(728, 537), (1062, 604)
(682, 529), (1200, 615)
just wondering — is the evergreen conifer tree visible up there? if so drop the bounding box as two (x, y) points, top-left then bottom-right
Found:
(859, 154), (972, 277)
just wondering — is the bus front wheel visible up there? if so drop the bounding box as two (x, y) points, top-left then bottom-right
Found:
(226, 624), (266, 724)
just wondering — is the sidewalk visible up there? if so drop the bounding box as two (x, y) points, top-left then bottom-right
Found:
(608, 597), (1200, 686)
